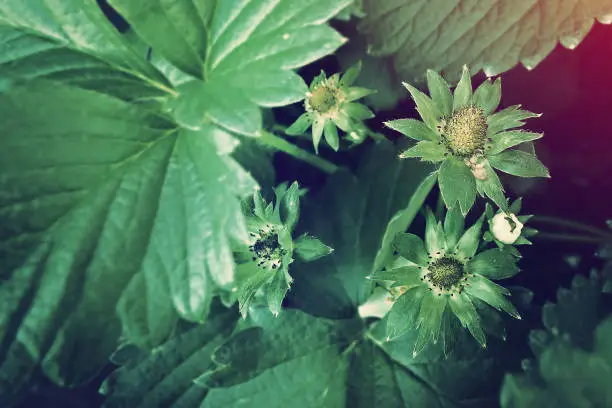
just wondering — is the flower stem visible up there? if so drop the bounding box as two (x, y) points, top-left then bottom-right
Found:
(532, 232), (605, 244)
(259, 131), (339, 174)
(531, 216), (612, 240)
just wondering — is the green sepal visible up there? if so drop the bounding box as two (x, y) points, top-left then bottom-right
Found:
(522, 227), (538, 237)
(448, 293), (486, 347)
(464, 274), (520, 319)
(475, 160), (508, 211)
(286, 113), (312, 135)
(312, 117), (325, 153)
(384, 118), (439, 141)
(237, 264), (273, 318)
(444, 206), (465, 251)
(424, 207), (446, 255)
(467, 248), (519, 280)
(323, 120), (340, 151)
(393, 233), (429, 266)
(294, 234), (334, 262)
(473, 77), (501, 116)
(398, 141), (447, 162)
(455, 213), (485, 260)
(509, 197), (523, 214)
(413, 291), (447, 356)
(438, 157), (477, 216)
(453, 65), (473, 112)
(426, 69), (453, 117)
(402, 81), (442, 131)
(344, 102), (374, 120)
(276, 181), (303, 231)
(340, 61), (362, 87)
(386, 285), (427, 341)
(266, 269), (290, 317)
(310, 71), (327, 90)
(489, 150), (550, 178)
(368, 266), (423, 287)
(345, 86), (376, 102)
(486, 131), (543, 156)
(487, 105), (541, 135)
(333, 110), (352, 131)
(253, 190), (267, 220)
(514, 236), (532, 245)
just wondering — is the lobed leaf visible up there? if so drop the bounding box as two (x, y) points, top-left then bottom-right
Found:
(358, 0), (612, 83)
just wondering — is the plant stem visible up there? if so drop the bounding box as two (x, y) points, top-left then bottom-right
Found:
(259, 131), (339, 174)
(532, 232), (605, 244)
(531, 216), (612, 240)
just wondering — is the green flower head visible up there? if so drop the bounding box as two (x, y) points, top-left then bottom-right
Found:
(483, 198), (538, 251)
(234, 182), (333, 318)
(286, 61), (375, 153)
(385, 65), (550, 214)
(369, 206), (521, 354)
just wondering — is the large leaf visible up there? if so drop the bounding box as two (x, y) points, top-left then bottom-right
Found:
(0, 1), (169, 99)
(110, 0), (352, 134)
(289, 142), (436, 317)
(501, 272), (612, 407)
(100, 303), (238, 408)
(200, 310), (506, 407)
(358, 0), (612, 83)
(0, 81), (255, 392)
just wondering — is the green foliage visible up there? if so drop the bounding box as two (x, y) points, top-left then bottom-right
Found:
(0, 0), (350, 398)
(288, 142), (436, 317)
(501, 273), (612, 408)
(358, 0), (612, 83)
(0, 1), (609, 407)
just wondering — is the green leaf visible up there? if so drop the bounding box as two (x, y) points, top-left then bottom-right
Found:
(464, 274), (520, 319)
(289, 142), (436, 315)
(384, 118), (438, 141)
(455, 214), (485, 260)
(467, 249), (519, 280)
(358, 1), (612, 82)
(344, 102), (375, 120)
(392, 234), (428, 266)
(294, 234), (334, 262)
(426, 69), (453, 116)
(286, 113), (313, 135)
(368, 266), (423, 287)
(340, 61), (362, 86)
(100, 304), (238, 408)
(449, 294), (487, 347)
(487, 105), (541, 136)
(167, 79), (261, 135)
(324, 119), (340, 151)
(453, 65), (472, 111)
(439, 157), (477, 216)
(424, 207), (446, 255)
(0, 82), (255, 389)
(444, 206), (465, 252)
(500, 273), (612, 408)
(487, 131), (543, 156)
(475, 160), (508, 211)
(489, 150), (550, 178)
(266, 270), (291, 317)
(0, 1), (162, 79)
(402, 81), (442, 130)
(473, 78), (502, 116)
(399, 141), (447, 162)
(108, 0), (208, 78)
(386, 286), (427, 340)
